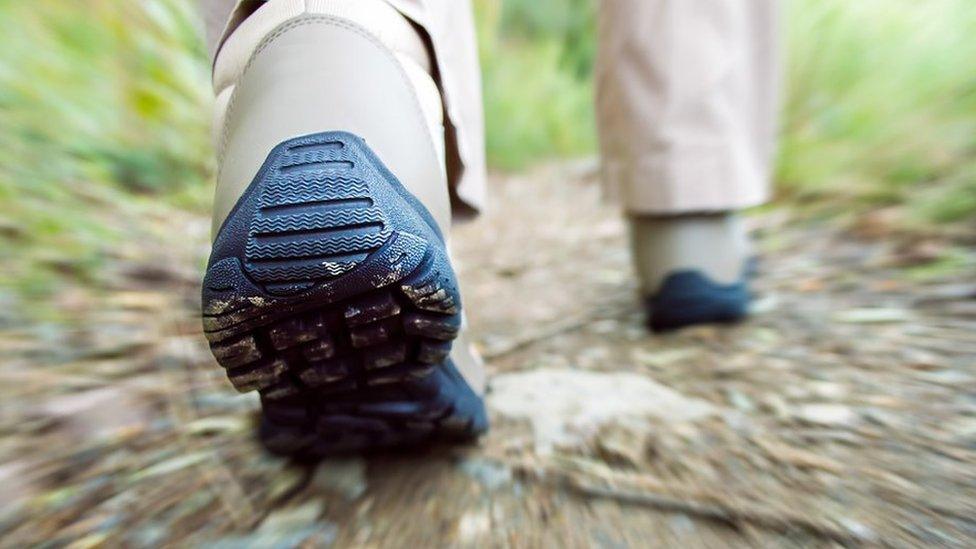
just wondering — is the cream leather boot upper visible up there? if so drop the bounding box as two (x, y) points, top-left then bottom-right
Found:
(211, 0), (449, 237)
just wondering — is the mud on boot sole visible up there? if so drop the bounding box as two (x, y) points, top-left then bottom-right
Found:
(201, 131), (487, 456)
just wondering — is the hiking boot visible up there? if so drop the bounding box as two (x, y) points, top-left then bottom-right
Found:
(201, 0), (487, 456)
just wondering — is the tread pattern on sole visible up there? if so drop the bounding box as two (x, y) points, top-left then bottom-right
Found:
(241, 138), (390, 296)
(202, 131), (486, 456)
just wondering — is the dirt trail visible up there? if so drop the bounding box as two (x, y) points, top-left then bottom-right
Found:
(2, 164), (975, 547)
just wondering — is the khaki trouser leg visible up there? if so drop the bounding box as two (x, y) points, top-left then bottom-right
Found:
(201, 0), (487, 216)
(596, 0), (780, 214)
(385, 0), (486, 216)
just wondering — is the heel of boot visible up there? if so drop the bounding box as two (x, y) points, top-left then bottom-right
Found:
(202, 131), (486, 455)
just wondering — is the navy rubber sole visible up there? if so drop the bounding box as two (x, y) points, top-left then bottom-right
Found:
(202, 131), (487, 456)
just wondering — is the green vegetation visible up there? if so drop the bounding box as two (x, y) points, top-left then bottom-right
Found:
(781, 0), (976, 226)
(0, 0), (211, 304)
(477, 0), (597, 169)
(0, 0), (973, 306)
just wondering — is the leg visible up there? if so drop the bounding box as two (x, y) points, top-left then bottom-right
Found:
(202, 0), (487, 455)
(595, 0), (780, 330)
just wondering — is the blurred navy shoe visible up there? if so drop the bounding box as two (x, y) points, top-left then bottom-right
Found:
(644, 268), (752, 332)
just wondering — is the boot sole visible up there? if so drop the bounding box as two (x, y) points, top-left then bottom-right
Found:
(202, 131), (487, 456)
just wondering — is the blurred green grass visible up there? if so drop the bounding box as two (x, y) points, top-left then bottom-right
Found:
(477, 0), (597, 169)
(1, 0), (974, 307)
(0, 0), (211, 307)
(780, 0), (976, 226)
